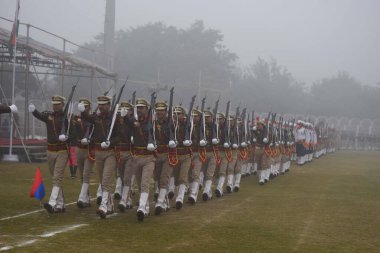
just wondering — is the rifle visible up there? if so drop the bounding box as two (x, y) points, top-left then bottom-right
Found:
(251, 111), (257, 143)
(183, 95), (196, 146)
(167, 87), (176, 148)
(211, 96), (220, 145)
(199, 96), (207, 146)
(110, 77), (128, 117)
(240, 108), (247, 147)
(131, 91), (137, 120)
(263, 112), (271, 144)
(223, 101), (230, 148)
(60, 79), (79, 137)
(232, 106), (240, 149)
(146, 92), (157, 151)
(105, 78), (128, 143)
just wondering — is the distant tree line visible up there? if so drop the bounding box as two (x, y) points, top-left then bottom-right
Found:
(69, 20), (380, 119)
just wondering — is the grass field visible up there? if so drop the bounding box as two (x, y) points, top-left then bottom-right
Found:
(0, 151), (379, 253)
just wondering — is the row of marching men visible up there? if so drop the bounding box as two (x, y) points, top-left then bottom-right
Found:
(28, 86), (334, 221)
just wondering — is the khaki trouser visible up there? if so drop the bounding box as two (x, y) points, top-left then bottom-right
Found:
(227, 149), (238, 175)
(254, 147), (270, 170)
(132, 155), (156, 193)
(119, 151), (132, 184)
(234, 156), (245, 175)
(215, 151), (228, 177)
(95, 150), (116, 193)
(75, 147), (94, 184)
(190, 152), (201, 183)
(47, 150), (69, 187)
(173, 154), (192, 185)
(154, 153), (172, 189)
(202, 152), (217, 180)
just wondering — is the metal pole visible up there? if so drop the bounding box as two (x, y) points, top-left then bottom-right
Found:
(61, 39), (66, 95)
(8, 24), (17, 157)
(24, 24), (30, 140)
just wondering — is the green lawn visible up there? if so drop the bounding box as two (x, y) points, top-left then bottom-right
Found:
(0, 151), (379, 253)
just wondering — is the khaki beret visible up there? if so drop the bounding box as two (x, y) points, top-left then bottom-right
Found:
(155, 101), (168, 110)
(51, 95), (65, 104)
(97, 96), (112, 105)
(79, 97), (91, 106)
(173, 106), (186, 115)
(119, 101), (133, 109)
(191, 108), (202, 116)
(135, 98), (150, 107)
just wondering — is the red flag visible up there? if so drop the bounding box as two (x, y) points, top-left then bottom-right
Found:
(8, 0), (20, 57)
(29, 167), (45, 201)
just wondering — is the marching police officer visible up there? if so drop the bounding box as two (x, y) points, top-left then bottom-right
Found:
(79, 96), (119, 219)
(29, 95), (71, 213)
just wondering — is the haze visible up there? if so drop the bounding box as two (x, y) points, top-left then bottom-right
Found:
(1, 0), (379, 86)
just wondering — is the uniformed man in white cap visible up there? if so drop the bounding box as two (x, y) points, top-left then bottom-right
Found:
(172, 105), (193, 209)
(115, 101), (134, 211)
(29, 95), (71, 213)
(78, 95), (119, 218)
(125, 98), (156, 221)
(74, 97), (95, 208)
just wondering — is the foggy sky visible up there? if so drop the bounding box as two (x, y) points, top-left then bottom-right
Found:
(1, 0), (379, 87)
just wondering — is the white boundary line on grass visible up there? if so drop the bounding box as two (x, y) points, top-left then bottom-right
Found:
(0, 224), (88, 251)
(0, 198), (96, 221)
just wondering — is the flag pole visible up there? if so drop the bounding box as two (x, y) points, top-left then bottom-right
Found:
(5, 0), (20, 162)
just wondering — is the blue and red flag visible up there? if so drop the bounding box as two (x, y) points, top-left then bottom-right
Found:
(29, 167), (45, 201)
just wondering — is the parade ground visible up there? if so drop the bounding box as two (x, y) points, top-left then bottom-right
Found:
(0, 150), (379, 253)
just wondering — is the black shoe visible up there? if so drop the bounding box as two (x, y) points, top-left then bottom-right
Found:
(114, 192), (121, 200)
(53, 207), (65, 213)
(176, 201), (183, 210)
(155, 206), (162, 215)
(226, 186), (232, 193)
(202, 193), (209, 201)
(118, 204), (126, 213)
(77, 201), (90, 208)
(253, 171), (257, 175)
(215, 189), (222, 198)
(188, 196), (195, 204)
(233, 186), (239, 192)
(168, 191), (175, 200)
(96, 209), (107, 219)
(137, 210), (145, 222)
(264, 179), (268, 183)
(43, 203), (53, 213)
(96, 196), (102, 206)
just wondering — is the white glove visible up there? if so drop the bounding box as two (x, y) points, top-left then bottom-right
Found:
(81, 138), (89, 145)
(59, 134), (68, 142)
(28, 103), (36, 113)
(101, 141), (110, 149)
(120, 108), (128, 117)
(9, 104), (18, 113)
(78, 102), (85, 112)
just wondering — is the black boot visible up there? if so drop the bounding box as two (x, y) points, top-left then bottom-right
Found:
(72, 166), (77, 179)
(69, 166), (74, 179)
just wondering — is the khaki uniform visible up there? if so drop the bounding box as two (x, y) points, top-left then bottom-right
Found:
(32, 103), (70, 213)
(81, 106), (119, 217)
(253, 125), (271, 184)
